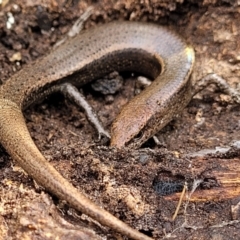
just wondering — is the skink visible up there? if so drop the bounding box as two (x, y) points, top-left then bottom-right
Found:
(0, 21), (194, 239)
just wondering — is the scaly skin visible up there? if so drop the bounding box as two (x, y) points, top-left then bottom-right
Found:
(0, 22), (194, 239)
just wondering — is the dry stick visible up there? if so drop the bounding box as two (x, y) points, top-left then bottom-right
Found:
(54, 6), (93, 48)
(193, 73), (240, 104)
(172, 182), (187, 221)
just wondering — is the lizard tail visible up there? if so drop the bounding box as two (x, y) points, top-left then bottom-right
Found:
(0, 99), (152, 240)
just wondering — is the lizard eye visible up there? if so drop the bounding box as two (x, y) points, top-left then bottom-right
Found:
(126, 131), (145, 148)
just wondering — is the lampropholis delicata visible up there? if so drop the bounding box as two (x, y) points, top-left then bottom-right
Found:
(0, 21), (194, 239)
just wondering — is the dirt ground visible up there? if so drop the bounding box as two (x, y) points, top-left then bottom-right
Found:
(0, 0), (240, 239)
